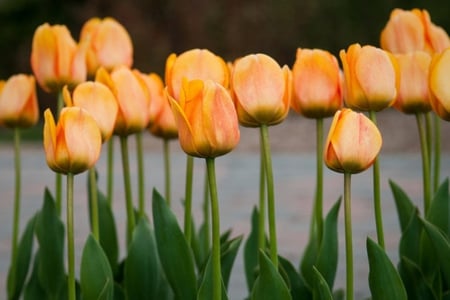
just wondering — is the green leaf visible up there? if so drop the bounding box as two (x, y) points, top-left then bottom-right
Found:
(80, 234), (114, 300)
(152, 188), (197, 300)
(299, 229), (319, 289)
(244, 207), (260, 293)
(124, 218), (160, 299)
(192, 220), (210, 271)
(399, 208), (422, 264)
(220, 235), (243, 289)
(311, 266), (333, 300)
(398, 256), (437, 300)
(315, 198), (341, 289)
(278, 255), (312, 300)
(34, 188), (66, 298)
(7, 213), (36, 300)
(367, 237), (407, 300)
(23, 250), (47, 300)
(389, 180), (417, 232)
(196, 254), (229, 300)
(426, 178), (449, 237)
(251, 250), (292, 300)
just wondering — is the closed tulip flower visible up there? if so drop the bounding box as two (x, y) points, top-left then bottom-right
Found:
(31, 23), (87, 93)
(324, 108), (382, 174)
(0, 74), (39, 128)
(43, 107), (102, 174)
(80, 17), (133, 76)
(169, 79), (240, 158)
(231, 53), (291, 127)
(340, 44), (397, 112)
(393, 51), (432, 114)
(291, 48), (343, 118)
(429, 48), (450, 121)
(63, 81), (118, 141)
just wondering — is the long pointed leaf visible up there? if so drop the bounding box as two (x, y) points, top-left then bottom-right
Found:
(279, 255), (312, 300)
(196, 254), (229, 300)
(312, 266), (333, 300)
(398, 256), (437, 300)
(220, 236), (243, 289)
(426, 179), (449, 237)
(399, 208), (421, 264)
(389, 180), (417, 232)
(244, 207), (260, 293)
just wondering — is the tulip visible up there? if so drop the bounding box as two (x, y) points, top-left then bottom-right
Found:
(80, 17), (133, 76)
(169, 79), (240, 158)
(340, 44), (397, 112)
(30, 23), (87, 93)
(63, 82), (118, 142)
(0, 74), (39, 128)
(324, 108), (382, 174)
(429, 48), (450, 121)
(393, 51), (432, 114)
(231, 53), (291, 127)
(291, 48), (343, 118)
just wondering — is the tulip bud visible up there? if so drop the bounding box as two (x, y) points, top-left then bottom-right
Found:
(429, 48), (450, 121)
(43, 107), (102, 174)
(0, 74), (39, 128)
(324, 108), (382, 174)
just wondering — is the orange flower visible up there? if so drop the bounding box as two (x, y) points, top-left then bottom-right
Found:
(30, 23), (86, 93)
(79, 17), (133, 76)
(169, 79), (240, 158)
(429, 48), (450, 121)
(43, 107), (102, 174)
(393, 51), (432, 114)
(165, 49), (229, 101)
(96, 66), (149, 136)
(0, 74), (39, 128)
(324, 108), (382, 174)
(63, 81), (118, 141)
(291, 48), (343, 118)
(340, 44), (397, 112)
(231, 53), (291, 127)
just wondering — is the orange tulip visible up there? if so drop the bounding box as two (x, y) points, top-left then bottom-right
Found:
(43, 107), (102, 174)
(291, 48), (343, 118)
(0, 74), (39, 128)
(393, 51), (432, 114)
(96, 66), (150, 136)
(30, 23), (86, 93)
(79, 17), (133, 76)
(165, 49), (229, 101)
(429, 48), (450, 121)
(63, 81), (118, 141)
(324, 108), (382, 174)
(231, 53), (291, 127)
(340, 44), (397, 112)
(169, 79), (240, 158)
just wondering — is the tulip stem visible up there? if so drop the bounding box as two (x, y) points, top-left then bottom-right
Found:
(203, 168), (211, 255)
(369, 111), (385, 249)
(416, 113), (431, 215)
(106, 138), (114, 206)
(66, 173), (75, 300)
(184, 155), (194, 245)
(206, 157), (222, 300)
(136, 132), (145, 219)
(314, 118), (324, 241)
(344, 172), (354, 300)
(425, 112), (433, 167)
(163, 139), (172, 205)
(433, 114), (441, 192)
(258, 143), (266, 251)
(120, 136), (136, 246)
(55, 90), (65, 216)
(88, 168), (100, 241)
(260, 124), (278, 268)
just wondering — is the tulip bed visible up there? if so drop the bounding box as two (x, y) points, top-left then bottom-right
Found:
(1, 7), (450, 300)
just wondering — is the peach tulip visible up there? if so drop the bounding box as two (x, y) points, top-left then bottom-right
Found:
(43, 107), (102, 174)
(169, 79), (240, 158)
(291, 48), (343, 118)
(429, 48), (450, 121)
(30, 23), (86, 93)
(80, 17), (133, 76)
(63, 81), (118, 141)
(324, 108), (382, 174)
(340, 44), (397, 112)
(231, 53), (291, 127)
(0, 74), (39, 128)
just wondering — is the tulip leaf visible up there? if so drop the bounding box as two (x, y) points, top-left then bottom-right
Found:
(244, 207), (261, 293)
(23, 250), (47, 299)
(367, 237), (407, 300)
(278, 255), (312, 300)
(124, 218), (160, 299)
(7, 213), (36, 300)
(389, 180), (417, 232)
(221, 235), (243, 289)
(251, 250), (292, 300)
(399, 208), (422, 264)
(196, 254), (229, 300)
(299, 228), (319, 289)
(34, 188), (66, 298)
(312, 266), (333, 300)
(152, 188), (197, 300)
(398, 256), (438, 300)
(192, 220), (210, 271)
(80, 234), (114, 300)
(426, 178), (449, 236)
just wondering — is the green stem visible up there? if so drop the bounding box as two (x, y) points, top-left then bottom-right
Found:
(206, 157), (222, 300)
(344, 172), (354, 300)
(88, 168), (100, 241)
(425, 112), (433, 167)
(416, 113), (431, 215)
(66, 173), (75, 300)
(184, 155), (194, 245)
(136, 132), (145, 219)
(369, 111), (385, 249)
(260, 124), (278, 268)
(106, 138), (114, 206)
(314, 118), (324, 241)
(258, 142), (266, 251)
(433, 114), (441, 192)
(163, 139), (171, 205)
(203, 169), (210, 254)
(55, 90), (64, 216)
(120, 136), (136, 246)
